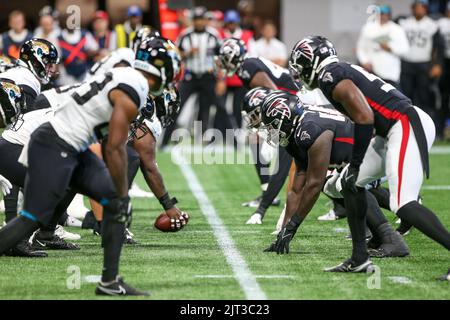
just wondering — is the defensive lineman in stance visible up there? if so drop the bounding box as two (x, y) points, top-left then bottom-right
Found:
(289, 36), (449, 278)
(0, 37), (181, 295)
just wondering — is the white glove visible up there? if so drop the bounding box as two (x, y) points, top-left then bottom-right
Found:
(0, 175), (12, 195)
(246, 213), (263, 225)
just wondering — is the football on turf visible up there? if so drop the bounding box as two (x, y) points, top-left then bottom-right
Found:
(154, 212), (172, 232)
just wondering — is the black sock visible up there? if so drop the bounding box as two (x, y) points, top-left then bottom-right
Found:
(101, 217), (125, 282)
(0, 215), (39, 254)
(397, 201), (450, 250)
(4, 186), (20, 223)
(82, 211), (97, 229)
(365, 191), (389, 231)
(256, 149), (291, 217)
(368, 187), (391, 211)
(342, 188), (369, 263)
(251, 143), (270, 185)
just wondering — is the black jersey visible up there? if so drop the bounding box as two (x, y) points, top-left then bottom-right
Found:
(318, 62), (413, 137)
(285, 106), (354, 171)
(238, 57), (298, 93)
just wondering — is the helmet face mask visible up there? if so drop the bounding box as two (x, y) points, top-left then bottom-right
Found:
(216, 38), (246, 77)
(242, 87), (271, 129)
(0, 79), (25, 128)
(134, 37), (182, 96)
(289, 36), (338, 90)
(20, 39), (59, 85)
(260, 91), (304, 147)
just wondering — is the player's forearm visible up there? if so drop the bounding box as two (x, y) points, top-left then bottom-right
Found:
(105, 144), (128, 197)
(140, 162), (167, 199)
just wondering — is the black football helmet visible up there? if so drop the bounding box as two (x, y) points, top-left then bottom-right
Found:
(19, 38), (59, 84)
(242, 87), (272, 129)
(154, 85), (181, 128)
(216, 38), (247, 76)
(260, 90), (303, 147)
(289, 36), (338, 90)
(0, 55), (16, 73)
(0, 78), (25, 127)
(134, 37), (181, 96)
(131, 26), (161, 52)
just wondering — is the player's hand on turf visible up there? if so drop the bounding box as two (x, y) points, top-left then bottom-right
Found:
(274, 220), (298, 254)
(341, 165), (359, 193)
(0, 175), (12, 195)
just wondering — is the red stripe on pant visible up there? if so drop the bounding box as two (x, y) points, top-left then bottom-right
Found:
(397, 116), (410, 207)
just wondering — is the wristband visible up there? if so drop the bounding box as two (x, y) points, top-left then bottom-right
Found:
(158, 192), (178, 210)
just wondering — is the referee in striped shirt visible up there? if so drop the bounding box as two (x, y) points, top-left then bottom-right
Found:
(161, 6), (221, 146)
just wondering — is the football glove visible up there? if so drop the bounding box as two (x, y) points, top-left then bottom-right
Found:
(169, 211), (189, 232)
(0, 174), (12, 195)
(273, 218), (299, 254)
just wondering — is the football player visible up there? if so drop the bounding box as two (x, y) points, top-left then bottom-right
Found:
(216, 38), (318, 225)
(0, 37), (181, 295)
(289, 36), (449, 275)
(259, 90), (408, 258)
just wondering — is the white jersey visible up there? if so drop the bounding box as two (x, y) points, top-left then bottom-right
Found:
(0, 65), (41, 98)
(85, 48), (135, 80)
(2, 108), (53, 146)
(50, 67), (149, 152)
(399, 16), (438, 63)
(438, 17), (450, 59)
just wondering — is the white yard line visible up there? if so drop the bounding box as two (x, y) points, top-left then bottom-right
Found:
(174, 149), (267, 300)
(194, 275), (294, 279)
(422, 185), (450, 190)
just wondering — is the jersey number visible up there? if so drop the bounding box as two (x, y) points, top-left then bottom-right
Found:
(306, 105), (346, 122)
(71, 72), (113, 105)
(351, 65), (395, 93)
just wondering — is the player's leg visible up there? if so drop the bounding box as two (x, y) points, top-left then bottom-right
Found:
(0, 124), (77, 254)
(326, 137), (386, 272)
(389, 109), (450, 251)
(247, 147), (291, 224)
(70, 149), (147, 295)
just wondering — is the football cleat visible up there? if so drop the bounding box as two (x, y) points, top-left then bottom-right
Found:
(64, 216), (82, 228)
(324, 258), (375, 273)
(31, 231), (80, 250)
(124, 228), (137, 245)
(318, 209), (338, 221)
(246, 213), (263, 225)
(128, 183), (154, 198)
(95, 276), (149, 296)
(241, 196), (280, 208)
(4, 239), (47, 258)
(55, 225), (81, 241)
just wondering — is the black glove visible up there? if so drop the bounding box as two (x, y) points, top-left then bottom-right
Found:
(274, 219), (299, 254)
(105, 196), (132, 228)
(341, 165), (359, 193)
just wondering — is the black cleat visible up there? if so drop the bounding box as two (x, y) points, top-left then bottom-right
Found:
(31, 232), (80, 250)
(95, 276), (149, 296)
(4, 239), (47, 258)
(324, 258), (375, 273)
(368, 232), (409, 258)
(437, 268), (450, 281)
